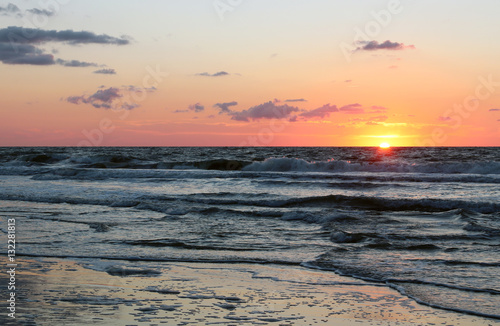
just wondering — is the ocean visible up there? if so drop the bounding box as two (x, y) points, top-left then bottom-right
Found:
(0, 147), (499, 320)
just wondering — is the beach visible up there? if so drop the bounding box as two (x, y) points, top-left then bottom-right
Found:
(1, 257), (496, 325)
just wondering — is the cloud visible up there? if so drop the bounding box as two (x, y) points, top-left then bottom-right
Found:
(344, 80), (352, 83)
(188, 103), (205, 112)
(299, 104), (338, 119)
(94, 68), (116, 74)
(196, 71), (230, 77)
(66, 86), (155, 110)
(0, 26), (130, 45)
(284, 98), (307, 102)
(214, 101), (238, 114)
(0, 4), (54, 17)
(0, 43), (54, 65)
(336, 104), (388, 115)
(229, 101), (300, 122)
(356, 40), (415, 51)
(350, 116), (388, 124)
(438, 116), (452, 122)
(489, 108), (500, 112)
(370, 105), (388, 113)
(26, 8), (54, 17)
(340, 103), (365, 114)
(174, 109), (189, 113)
(56, 58), (98, 67)
(0, 27), (129, 67)
(0, 3), (20, 16)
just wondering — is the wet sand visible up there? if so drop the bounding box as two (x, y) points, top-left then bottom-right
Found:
(0, 258), (497, 325)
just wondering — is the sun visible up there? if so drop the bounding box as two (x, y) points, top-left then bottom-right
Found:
(379, 142), (391, 149)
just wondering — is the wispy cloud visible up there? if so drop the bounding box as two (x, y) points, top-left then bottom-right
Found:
(299, 104), (338, 119)
(196, 71), (230, 77)
(339, 103), (365, 114)
(350, 116), (388, 125)
(188, 103), (205, 112)
(0, 3), (21, 17)
(356, 40), (415, 51)
(214, 101), (238, 114)
(0, 3), (54, 17)
(56, 59), (98, 67)
(284, 98), (307, 102)
(489, 108), (500, 112)
(94, 68), (117, 75)
(26, 8), (54, 17)
(66, 86), (155, 110)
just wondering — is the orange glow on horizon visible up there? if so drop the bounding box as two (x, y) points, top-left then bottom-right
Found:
(379, 142), (391, 149)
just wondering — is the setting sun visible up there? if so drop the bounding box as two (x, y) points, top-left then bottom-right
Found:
(379, 142), (391, 149)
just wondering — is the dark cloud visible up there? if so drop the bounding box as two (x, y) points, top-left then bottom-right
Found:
(174, 109), (189, 113)
(285, 98), (307, 102)
(66, 86), (154, 110)
(56, 58), (98, 67)
(214, 101), (238, 114)
(0, 27), (129, 67)
(26, 8), (54, 17)
(356, 40), (415, 51)
(299, 104), (338, 119)
(0, 42), (54, 65)
(489, 108), (500, 112)
(216, 101), (389, 122)
(229, 101), (300, 122)
(68, 87), (121, 109)
(94, 68), (116, 74)
(0, 26), (130, 45)
(196, 71), (229, 77)
(188, 103), (205, 112)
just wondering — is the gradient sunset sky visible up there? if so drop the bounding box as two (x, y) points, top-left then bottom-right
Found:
(1, 0), (499, 146)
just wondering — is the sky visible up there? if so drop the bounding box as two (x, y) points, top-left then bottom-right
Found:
(1, 0), (499, 146)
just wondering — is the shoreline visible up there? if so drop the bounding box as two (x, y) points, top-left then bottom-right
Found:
(1, 257), (497, 325)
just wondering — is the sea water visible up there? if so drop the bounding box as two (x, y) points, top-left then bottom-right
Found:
(0, 147), (498, 319)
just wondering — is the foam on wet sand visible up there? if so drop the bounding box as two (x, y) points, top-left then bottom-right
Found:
(0, 258), (496, 325)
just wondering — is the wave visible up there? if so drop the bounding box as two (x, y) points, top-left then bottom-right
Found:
(16, 252), (303, 266)
(2, 153), (500, 178)
(243, 157), (500, 175)
(1, 191), (499, 214)
(114, 239), (293, 251)
(21, 168), (499, 185)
